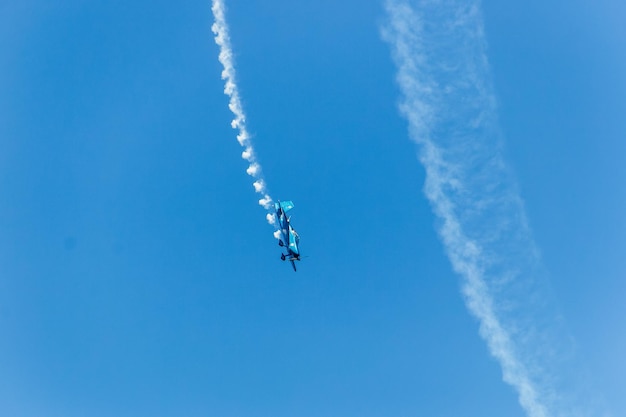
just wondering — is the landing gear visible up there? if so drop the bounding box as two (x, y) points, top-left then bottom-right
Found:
(278, 240), (284, 247)
(280, 253), (286, 261)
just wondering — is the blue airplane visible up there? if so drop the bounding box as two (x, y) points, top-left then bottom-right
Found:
(275, 200), (301, 272)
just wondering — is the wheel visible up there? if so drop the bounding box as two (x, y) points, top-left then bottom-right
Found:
(278, 240), (284, 247)
(280, 254), (286, 261)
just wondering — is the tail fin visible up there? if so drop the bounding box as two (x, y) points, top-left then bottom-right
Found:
(277, 200), (295, 213)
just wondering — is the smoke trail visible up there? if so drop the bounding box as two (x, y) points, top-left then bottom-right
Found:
(211, 0), (274, 219)
(382, 1), (596, 416)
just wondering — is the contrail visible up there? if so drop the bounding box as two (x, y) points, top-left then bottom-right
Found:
(211, 0), (275, 222)
(382, 1), (597, 416)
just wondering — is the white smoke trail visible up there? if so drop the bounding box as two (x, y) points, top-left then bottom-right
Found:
(211, 0), (274, 217)
(382, 1), (596, 416)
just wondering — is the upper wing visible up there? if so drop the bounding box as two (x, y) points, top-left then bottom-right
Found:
(288, 225), (300, 255)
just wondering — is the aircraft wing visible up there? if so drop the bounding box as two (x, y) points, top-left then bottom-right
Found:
(288, 226), (300, 255)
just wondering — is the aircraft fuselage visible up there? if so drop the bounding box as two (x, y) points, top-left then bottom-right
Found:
(275, 200), (301, 271)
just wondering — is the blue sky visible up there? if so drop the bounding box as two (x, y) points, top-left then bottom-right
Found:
(1, 1), (624, 416)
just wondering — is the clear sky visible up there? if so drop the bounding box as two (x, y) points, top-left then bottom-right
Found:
(1, 1), (624, 416)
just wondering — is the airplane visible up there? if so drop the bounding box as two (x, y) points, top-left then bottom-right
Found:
(275, 200), (301, 272)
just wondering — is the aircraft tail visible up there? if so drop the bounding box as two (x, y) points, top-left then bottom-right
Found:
(275, 200), (295, 213)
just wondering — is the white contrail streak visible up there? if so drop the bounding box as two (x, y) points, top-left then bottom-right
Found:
(211, 0), (274, 216)
(382, 1), (594, 416)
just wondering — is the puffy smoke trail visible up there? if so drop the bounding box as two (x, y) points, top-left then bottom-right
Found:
(211, 0), (274, 220)
(382, 1), (598, 416)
